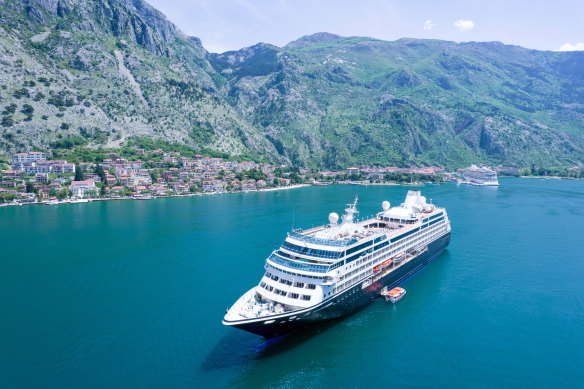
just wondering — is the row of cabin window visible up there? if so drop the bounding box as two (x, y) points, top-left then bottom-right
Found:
(264, 272), (316, 289)
(389, 216), (444, 244)
(334, 224), (446, 295)
(270, 252), (329, 273)
(391, 219), (444, 253)
(342, 238), (389, 266)
(281, 241), (341, 259)
(259, 282), (311, 300)
(345, 240), (373, 256)
(266, 265), (324, 280)
(336, 242), (394, 293)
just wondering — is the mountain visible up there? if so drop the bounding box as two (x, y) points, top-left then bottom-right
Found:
(1, 0), (583, 169)
(0, 0), (278, 160)
(212, 35), (584, 168)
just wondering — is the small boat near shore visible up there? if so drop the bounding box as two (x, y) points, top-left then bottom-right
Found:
(381, 287), (406, 303)
(133, 194), (154, 200)
(70, 198), (89, 204)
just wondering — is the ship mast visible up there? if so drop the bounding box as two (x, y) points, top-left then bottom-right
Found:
(341, 196), (359, 224)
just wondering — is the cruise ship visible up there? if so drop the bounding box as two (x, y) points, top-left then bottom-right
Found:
(462, 165), (499, 186)
(223, 191), (451, 338)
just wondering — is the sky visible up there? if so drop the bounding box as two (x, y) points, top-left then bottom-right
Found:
(146, 0), (584, 53)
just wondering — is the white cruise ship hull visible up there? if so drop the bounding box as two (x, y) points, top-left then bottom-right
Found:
(223, 232), (450, 338)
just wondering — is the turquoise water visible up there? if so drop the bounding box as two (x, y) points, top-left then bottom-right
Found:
(1, 179), (583, 388)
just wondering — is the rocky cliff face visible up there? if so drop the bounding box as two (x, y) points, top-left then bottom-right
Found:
(0, 0), (279, 161)
(1, 1), (583, 168)
(212, 36), (584, 168)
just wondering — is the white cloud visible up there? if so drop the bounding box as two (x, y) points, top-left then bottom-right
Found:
(558, 42), (584, 51)
(423, 20), (436, 31)
(453, 19), (474, 31)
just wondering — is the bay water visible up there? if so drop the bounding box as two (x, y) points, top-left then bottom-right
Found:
(1, 179), (583, 388)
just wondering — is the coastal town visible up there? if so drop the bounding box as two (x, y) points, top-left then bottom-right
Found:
(2, 147), (582, 206)
(0, 149), (446, 205)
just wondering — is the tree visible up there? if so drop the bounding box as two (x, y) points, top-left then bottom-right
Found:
(149, 171), (158, 183)
(49, 188), (57, 197)
(25, 181), (36, 193)
(21, 104), (34, 115)
(94, 163), (106, 182)
(1, 116), (14, 127)
(74, 164), (84, 181)
(99, 183), (107, 197)
(86, 190), (97, 198)
(4, 103), (17, 114)
(57, 188), (69, 199)
(0, 193), (16, 203)
(246, 168), (266, 181)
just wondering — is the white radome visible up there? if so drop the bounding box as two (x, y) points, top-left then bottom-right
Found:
(382, 201), (390, 211)
(328, 212), (339, 224)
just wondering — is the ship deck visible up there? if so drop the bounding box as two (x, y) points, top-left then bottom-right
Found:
(291, 208), (442, 246)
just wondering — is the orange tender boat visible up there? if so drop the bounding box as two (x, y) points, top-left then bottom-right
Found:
(381, 259), (392, 267)
(373, 266), (381, 273)
(381, 287), (406, 303)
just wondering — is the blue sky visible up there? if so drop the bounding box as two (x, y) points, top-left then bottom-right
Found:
(146, 0), (584, 53)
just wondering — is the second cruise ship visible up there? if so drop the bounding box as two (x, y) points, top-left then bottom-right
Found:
(223, 191), (451, 338)
(461, 165), (499, 186)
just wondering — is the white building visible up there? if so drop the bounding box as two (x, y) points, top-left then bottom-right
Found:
(69, 180), (97, 197)
(12, 152), (46, 164)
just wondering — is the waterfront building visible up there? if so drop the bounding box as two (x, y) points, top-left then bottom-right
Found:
(202, 181), (213, 192)
(69, 180), (97, 198)
(346, 167), (360, 176)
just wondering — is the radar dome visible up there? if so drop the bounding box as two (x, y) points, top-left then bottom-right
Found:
(328, 212), (339, 224)
(382, 201), (390, 211)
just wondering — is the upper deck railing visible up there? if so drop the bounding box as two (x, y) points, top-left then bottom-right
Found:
(288, 230), (357, 247)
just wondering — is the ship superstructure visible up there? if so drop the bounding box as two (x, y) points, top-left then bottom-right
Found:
(223, 191), (451, 338)
(462, 165), (499, 186)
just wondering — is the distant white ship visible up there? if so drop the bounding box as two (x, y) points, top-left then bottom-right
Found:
(461, 165), (499, 186)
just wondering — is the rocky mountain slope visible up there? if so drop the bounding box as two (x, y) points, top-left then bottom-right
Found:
(0, 0), (278, 161)
(1, 0), (583, 169)
(212, 34), (584, 168)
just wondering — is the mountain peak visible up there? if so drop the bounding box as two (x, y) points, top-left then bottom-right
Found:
(285, 32), (342, 48)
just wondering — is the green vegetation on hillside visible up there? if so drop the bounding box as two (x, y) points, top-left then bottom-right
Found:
(0, 1), (582, 170)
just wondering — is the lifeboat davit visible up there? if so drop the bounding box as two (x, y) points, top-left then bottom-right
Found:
(373, 266), (381, 273)
(393, 252), (405, 263)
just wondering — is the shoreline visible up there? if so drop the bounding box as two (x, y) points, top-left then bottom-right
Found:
(0, 184), (312, 208)
(518, 175), (583, 180)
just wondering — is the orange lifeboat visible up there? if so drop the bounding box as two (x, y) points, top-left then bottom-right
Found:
(381, 259), (392, 267)
(381, 287), (406, 303)
(373, 266), (381, 273)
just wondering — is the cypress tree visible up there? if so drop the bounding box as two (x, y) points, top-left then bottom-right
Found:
(74, 164), (84, 181)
